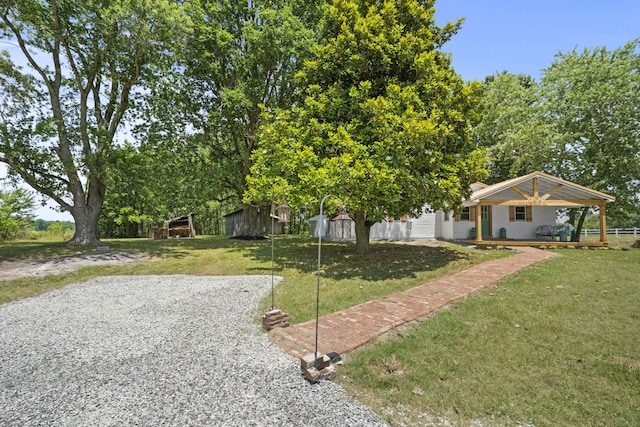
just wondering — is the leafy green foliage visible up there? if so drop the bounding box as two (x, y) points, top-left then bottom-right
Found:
(0, 187), (34, 240)
(247, 0), (486, 253)
(0, 0), (190, 244)
(99, 139), (233, 237)
(142, 0), (323, 233)
(541, 41), (640, 224)
(476, 40), (640, 231)
(474, 72), (559, 182)
(99, 143), (157, 238)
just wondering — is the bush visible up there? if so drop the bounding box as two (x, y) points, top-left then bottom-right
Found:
(0, 188), (35, 241)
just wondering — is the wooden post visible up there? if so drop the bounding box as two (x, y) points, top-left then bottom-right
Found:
(599, 202), (608, 244)
(475, 204), (483, 243)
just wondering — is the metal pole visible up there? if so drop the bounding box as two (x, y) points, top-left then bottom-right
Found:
(271, 196), (275, 309)
(315, 194), (333, 359)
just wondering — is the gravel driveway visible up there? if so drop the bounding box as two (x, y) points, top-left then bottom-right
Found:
(0, 275), (387, 426)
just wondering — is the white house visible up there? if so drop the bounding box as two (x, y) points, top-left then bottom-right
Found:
(308, 172), (615, 246)
(437, 171), (615, 246)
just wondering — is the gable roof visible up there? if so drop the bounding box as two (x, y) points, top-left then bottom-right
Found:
(466, 171), (615, 207)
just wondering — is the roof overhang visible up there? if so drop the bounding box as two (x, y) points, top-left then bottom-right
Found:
(465, 171), (615, 207)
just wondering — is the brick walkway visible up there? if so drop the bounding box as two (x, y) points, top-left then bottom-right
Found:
(269, 246), (558, 360)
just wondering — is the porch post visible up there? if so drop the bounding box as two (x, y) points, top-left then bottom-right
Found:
(475, 203), (483, 243)
(599, 202), (608, 244)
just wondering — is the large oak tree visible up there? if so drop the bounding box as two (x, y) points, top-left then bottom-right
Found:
(143, 0), (324, 236)
(0, 0), (188, 244)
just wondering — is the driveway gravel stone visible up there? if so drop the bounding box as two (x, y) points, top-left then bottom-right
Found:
(0, 275), (387, 426)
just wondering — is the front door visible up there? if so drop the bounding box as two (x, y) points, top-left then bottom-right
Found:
(481, 205), (492, 237)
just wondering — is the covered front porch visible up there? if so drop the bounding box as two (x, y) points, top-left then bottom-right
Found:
(461, 172), (616, 248)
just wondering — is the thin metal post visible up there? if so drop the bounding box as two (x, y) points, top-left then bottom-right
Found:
(315, 194), (336, 359)
(271, 198), (275, 309)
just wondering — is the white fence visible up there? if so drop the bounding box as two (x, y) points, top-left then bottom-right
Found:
(582, 228), (639, 237)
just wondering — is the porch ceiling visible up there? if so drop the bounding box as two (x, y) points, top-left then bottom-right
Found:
(466, 171), (615, 207)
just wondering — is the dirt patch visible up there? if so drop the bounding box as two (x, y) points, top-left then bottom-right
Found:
(614, 357), (640, 370)
(0, 252), (151, 281)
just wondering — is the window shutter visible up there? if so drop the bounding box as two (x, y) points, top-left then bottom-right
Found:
(455, 213), (460, 222)
(470, 206), (477, 221)
(509, 206), (515, 222)
(526, 206), (533, 222)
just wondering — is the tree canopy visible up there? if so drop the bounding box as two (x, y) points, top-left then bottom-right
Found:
(138, 0), (324, 236)
(0, 0), (188, 244)
(476, 40), (640, 235)
(246, 0), (486, 254)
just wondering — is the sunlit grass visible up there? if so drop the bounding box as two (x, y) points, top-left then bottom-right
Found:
(2, 236), (638, 425)
(0, 236), (509, 320)
(337, 247), (640, 426)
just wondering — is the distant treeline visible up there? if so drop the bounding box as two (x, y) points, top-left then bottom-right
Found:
(32, 219), (75, 232)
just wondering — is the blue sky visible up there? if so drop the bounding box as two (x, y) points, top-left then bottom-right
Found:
(434, 0), (640, 81)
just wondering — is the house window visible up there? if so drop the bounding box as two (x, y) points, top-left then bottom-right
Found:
(509, 206), (532, 222)
(455, 206), (476, 222)
(444, 212), (450, 222)
(460, 207), (470, 221)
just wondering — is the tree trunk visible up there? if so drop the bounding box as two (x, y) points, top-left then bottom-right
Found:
(571, 207), (589, 242)
(353, 210), (372, 256)
(67, 177), (105, 245)
(68, 206), (102, 245)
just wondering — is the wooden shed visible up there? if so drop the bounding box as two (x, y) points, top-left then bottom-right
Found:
(167, 213), (196, 238)
(224, 207), (282, 237)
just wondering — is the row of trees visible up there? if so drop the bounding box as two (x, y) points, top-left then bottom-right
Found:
(1, 0), (639, 252)
(0, 187), (75, 241)
(476, 40), (640, 236)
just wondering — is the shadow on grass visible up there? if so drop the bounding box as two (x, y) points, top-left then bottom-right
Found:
(226, 236), (468, 282)
(1, 235), (469, 283)
(107, 235), (469, 282)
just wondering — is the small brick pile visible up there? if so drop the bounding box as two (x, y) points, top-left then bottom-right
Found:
(262, 307), (290, 331)
(300, 352), (341, 383)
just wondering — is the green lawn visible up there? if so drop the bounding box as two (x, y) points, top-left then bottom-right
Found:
(0, 236), (508, 321)
(337, 247), (640, 426)
(1, 236), (638, 426)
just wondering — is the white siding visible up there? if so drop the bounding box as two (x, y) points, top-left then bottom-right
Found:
(410, 212), (436, 240)
(439, 206), (559, 240)
(435, 210), (454, 240)
(452, 216), (475, 240)
(370, 220), (411, 241)
(493, 206), (557, 239)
